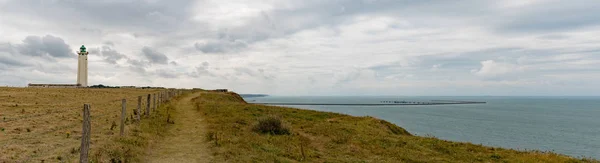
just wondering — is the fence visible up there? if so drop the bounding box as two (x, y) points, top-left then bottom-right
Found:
(78, 89), (186, 163)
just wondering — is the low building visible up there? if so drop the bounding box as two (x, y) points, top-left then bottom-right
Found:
(214, 89), (228, 92)
(28, 83), (82, 88)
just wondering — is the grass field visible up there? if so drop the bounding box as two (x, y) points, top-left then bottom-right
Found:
(0, 87), (165, 162)
(193, 92), (597, 162)
(2, 88), (597, 162)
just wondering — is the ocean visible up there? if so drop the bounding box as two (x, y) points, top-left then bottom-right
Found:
(243, 96), (600, 159)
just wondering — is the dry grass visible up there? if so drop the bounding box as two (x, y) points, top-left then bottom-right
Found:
(93, 101), (177, 162)
(0, 87), (165, 162)
(193, 92), (598, 162)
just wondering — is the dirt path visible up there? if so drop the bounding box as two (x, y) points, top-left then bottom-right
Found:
(146, 92), (211, 163)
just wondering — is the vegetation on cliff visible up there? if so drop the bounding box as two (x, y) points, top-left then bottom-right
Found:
(193, 91), (595, 162)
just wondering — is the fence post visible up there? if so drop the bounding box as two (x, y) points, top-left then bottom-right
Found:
(80, 104), (91, 163)
(137, 96), (141, 121)
(120, 99), (126, 136)
(153, 93), (156, 112)
(146, 94), (151, 117)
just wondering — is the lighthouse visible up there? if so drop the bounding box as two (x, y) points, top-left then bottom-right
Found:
(77, 45), (88, 87)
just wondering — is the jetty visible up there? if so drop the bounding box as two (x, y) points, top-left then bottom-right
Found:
(251, 100), (486, 106)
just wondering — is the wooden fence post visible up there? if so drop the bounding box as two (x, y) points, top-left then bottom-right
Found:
(153, 93), (156, 112)
(120, 99), (126, 136)
(80, 104), (91, 163)
(137, 96), (141, 121)
(146, 94), (151, 117)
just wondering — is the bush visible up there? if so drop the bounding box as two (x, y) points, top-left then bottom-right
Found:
(253, 116), (290, 135)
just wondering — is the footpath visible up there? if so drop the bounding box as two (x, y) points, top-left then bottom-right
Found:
(145, 92), (211, 163)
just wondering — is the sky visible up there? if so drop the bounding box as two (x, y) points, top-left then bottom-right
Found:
(1, 0), (600, 96)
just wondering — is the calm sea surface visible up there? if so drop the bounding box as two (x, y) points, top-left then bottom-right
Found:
(244, 96), (600, 159)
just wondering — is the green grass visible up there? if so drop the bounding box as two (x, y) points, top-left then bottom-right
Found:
(192, 92), (597, 162)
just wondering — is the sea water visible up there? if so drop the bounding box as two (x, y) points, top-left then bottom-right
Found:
(244, 96), (600, 159)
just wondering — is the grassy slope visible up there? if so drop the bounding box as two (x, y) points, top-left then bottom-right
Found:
(193, 92), (596, 163)
(93, 96), (179, 162)
(0, 87), (165, 162)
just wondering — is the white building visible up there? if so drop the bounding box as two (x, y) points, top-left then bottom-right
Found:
(76, 45), (88, 87)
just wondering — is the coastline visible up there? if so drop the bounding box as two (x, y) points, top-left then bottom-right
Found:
(193, 92), (596, 162)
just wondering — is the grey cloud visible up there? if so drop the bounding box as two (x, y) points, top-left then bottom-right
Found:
(195, 62), (215, 77)
(127, 59), (147, 67)
(334, 68), (365, 84)
(2, 0), (600, 95)
(156, 69), (179, 78)
(80, 27), (103, 35)
(0, 56), (30, 67)
(496, 1), (600, 33)
(0, 0), (193, 32)
(17, 35), (74, 58)
(127, 59), (149, 74)
(234, 67), (257, 76)
(363, 47), (545, 81)
(33, 62), (75, 74)
(128, 65), (147, 75)
(0, 43), (16, 54)
(186, 0), (492, 53)
(194, 40), (248, 54)
(99, 46), (127, 64)
(537, 35), (570, 40)
(103, 41), (115, 46)
(142, 47), (168, 64)
(234, 67), (275, 80)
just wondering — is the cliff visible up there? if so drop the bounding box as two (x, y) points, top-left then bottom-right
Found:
(191, 91), (595, 162)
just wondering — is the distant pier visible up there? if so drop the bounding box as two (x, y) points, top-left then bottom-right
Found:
(251, 100), (486, 106)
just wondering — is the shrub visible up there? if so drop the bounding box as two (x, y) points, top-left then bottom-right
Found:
(253, 116), (290, 135)
(206, 131), (216, 142)
(491, 153), (502, 160)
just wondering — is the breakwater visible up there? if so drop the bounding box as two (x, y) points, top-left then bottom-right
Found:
(251, 100), (486, 106)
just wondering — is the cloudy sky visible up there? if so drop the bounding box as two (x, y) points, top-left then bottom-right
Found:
(1, 0), (599, 96)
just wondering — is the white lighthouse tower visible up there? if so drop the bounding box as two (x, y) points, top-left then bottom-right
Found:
(77, 45), (88, 87)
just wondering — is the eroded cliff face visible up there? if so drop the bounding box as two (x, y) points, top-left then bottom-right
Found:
(227, 92), (248, 104)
